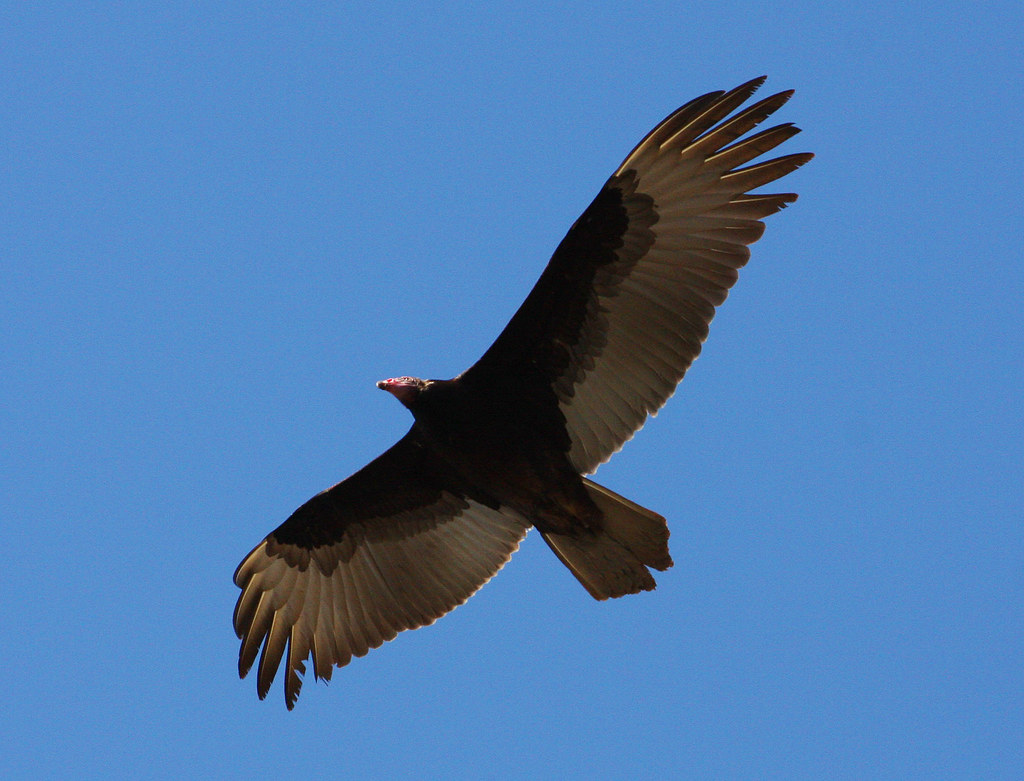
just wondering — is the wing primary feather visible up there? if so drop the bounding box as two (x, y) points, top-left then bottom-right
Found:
(720, 152), (815, 190)
(710, 192), (799, 220)
(620, 91), (728, 169)
(257, 611), (288, 701)
(704, 123), (802, 170)
(312, 568), (337, 680)
(680, 91), (795, 160)
(631, 77), (768, 165)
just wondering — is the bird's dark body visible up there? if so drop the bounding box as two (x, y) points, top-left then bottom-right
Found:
(409, 378), (601, 534)
(234, 77), (813, 708)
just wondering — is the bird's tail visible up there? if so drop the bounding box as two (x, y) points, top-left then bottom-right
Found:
(540, 478), (673, 600)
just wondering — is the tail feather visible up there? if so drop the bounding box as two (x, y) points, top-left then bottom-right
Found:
(540, 478), (673, 600)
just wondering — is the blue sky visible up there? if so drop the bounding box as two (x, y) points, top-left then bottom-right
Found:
(3, 2), (1022, 779)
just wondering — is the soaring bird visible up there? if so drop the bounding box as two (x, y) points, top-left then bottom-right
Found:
(234, 77), (813, 708)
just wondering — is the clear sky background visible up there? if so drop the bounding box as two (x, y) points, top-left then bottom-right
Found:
(3, 3), (1022, 779)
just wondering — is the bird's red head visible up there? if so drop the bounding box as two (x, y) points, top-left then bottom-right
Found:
(376, 376), (426, 407)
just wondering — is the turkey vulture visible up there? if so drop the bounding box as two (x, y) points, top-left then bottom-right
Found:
(234, 76), (813, 708)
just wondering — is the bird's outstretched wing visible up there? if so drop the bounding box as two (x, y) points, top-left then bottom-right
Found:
(233, 428), (529, 709)
(465, 77), (813, 474)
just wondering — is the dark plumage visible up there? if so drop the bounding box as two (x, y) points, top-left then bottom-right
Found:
(234, 77), (813, 708)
